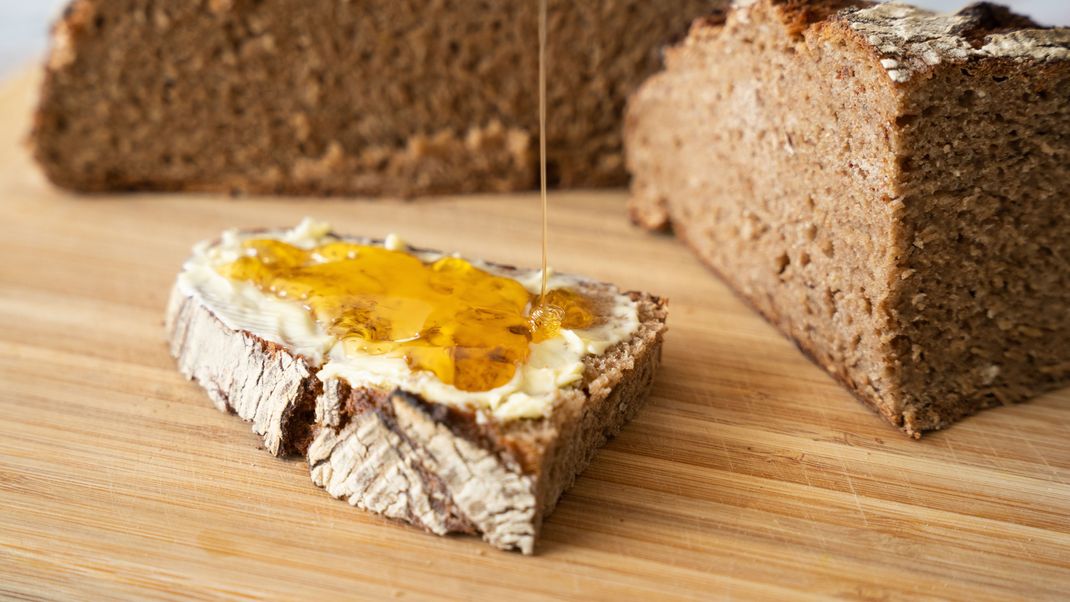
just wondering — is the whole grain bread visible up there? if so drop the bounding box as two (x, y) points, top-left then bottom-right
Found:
(625, 0), (1070, 436)
(165, 232), (668, 553)
(32, 0), (724, 197)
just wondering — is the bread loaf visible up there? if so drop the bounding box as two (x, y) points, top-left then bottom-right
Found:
(32, 0), (724, 197)
(626, 0), (1070, 436)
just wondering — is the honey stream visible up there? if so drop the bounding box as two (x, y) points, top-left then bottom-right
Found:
(538, 0), (549, 302)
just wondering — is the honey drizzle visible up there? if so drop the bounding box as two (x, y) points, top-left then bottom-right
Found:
(527, 0), (566, 334)
(538, 0), (549, 303)
(219, 239), (594, 393)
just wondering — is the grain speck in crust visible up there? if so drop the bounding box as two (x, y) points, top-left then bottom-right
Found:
(625, 0), (1070, 436)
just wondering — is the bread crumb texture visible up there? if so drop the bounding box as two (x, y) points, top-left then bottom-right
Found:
(32, 0), (725, 196)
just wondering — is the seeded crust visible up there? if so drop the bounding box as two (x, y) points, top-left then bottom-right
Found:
(625, 0), (1070, 436)
(31, 0), (724, 197)
(165, 237), (668, 553)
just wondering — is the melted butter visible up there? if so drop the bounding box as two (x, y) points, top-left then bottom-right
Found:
(218, 239), (594, 392)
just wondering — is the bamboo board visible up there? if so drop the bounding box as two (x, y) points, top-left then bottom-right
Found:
(1, 70), (1068, 601)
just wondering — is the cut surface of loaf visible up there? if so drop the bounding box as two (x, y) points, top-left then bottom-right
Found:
(33, 0), (724, 197)
(165, 221), (668, 553)
(625, 0), (1070, 436)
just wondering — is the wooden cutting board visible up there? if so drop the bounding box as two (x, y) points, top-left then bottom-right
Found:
(1, 69), (1068, 601)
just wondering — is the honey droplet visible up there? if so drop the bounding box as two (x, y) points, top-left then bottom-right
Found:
(219, 239), (595, 391)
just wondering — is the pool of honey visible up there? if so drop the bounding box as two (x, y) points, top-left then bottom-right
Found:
(219, 239), (594, 392)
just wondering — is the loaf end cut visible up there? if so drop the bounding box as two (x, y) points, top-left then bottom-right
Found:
(625, 0), (1070, 436)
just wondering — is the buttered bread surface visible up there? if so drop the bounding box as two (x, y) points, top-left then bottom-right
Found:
(177, 220), (641, 421)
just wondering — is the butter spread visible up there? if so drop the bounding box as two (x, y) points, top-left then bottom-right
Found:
(176, 219), (639, 421)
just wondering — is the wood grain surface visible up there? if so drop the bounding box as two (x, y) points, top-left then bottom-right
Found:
(1, 70), (1068, 601)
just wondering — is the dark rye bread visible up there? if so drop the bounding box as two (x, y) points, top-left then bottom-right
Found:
(165, 235), (668, 553)
(625, 0), (1070, 437)
(32, 0), (724, 197)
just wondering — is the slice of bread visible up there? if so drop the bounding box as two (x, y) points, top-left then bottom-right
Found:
(32, 0), (724, 197)
(625, 0), (1070, 436)
(165, 223), (667, 553)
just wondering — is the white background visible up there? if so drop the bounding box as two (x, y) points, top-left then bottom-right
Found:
(0, 0), (1068, 78)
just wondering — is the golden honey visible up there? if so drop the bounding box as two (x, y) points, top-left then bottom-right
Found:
(219, 239), (594, 392)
